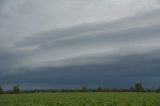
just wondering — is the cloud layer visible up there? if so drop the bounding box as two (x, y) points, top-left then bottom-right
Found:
(0, 0), (160, 89)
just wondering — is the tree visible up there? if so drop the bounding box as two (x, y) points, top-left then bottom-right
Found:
(97, 86), (102, 92)
(134, 83), (144, 92)
(0, 85), (3, 94)
(13, 85), (20, 93)
(129, 86), (135, 92)
(81, 86), (87, 92)
(156, 88), (160, 93)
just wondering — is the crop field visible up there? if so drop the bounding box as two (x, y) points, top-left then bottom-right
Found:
(0, 92), (160, 106)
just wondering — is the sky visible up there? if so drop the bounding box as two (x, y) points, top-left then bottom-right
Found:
(0, 0), (160, 90)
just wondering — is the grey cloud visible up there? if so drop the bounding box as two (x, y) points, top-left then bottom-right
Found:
(18, 8), (160, 47)
(0, 8), (158, 72)
(13, 9), (160, 66)
(1, 49), (160, 89)
(0, 0), (160, 89)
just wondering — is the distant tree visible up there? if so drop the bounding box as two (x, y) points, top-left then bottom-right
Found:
(156, 88), (160, 93)
(81, 86), (87, 92)
(0, 85), (3, 94)
(134, 83), (144, 92)
(97, 86), (102, 92)
(129, 86), (135, 92)
(13, 85), (20, 93)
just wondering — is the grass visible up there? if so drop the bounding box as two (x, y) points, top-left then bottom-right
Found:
(0, 92), (160, 106)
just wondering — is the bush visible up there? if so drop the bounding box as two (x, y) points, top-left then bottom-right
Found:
(13, 85), (20, 93)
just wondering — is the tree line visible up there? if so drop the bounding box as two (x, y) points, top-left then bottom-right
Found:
(0, 83), (160, 94)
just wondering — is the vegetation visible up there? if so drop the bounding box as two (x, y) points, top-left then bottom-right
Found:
(13, 85), (20, 93)
(97, 86), (102, 92)
(0, 83), (159, 106)
(134, 83), (144, 92)
(0, 92), (160, 106)
(81, 86), (87, 92)
(0, 83), (159, 93)
(0, 85), (3, 94)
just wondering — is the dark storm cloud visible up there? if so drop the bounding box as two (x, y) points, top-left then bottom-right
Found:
(0, 46), (31, 75)
(0, 0), (160, 89)
(1, 49), (160, 89)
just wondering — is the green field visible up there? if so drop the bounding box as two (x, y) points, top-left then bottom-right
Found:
(0, 92), (160, 106)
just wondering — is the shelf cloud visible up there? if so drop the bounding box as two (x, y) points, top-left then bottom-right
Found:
(0, 0), (160, 89)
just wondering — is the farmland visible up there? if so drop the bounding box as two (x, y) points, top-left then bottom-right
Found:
(0, 92), (160, 106)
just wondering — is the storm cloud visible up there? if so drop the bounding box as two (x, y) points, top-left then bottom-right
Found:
(0, 0), (160, 89)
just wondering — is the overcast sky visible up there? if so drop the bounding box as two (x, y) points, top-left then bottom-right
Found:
(0, 0), (160, 89)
